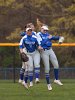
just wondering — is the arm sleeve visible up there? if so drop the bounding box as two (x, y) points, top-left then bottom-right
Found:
(19, 38), (24, 49)
(36, 32), (42, 46)
(51, 36), (60, 40)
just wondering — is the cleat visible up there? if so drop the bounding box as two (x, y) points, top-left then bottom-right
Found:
(22, 81), (28, 89)
(47, 84), (52, 91)
(35, 78), (40, 84)
(54, 79), (63, 86)
(29, 82), (33, 87)
(18, 79), (23, 84)
(22, 81), (25, 85)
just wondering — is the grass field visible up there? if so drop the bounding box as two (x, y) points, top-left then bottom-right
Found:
(0, 79), (75, 100)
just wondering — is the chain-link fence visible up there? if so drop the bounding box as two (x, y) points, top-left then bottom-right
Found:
(0, 67), (75, 81)
(0, 43), (75, 82)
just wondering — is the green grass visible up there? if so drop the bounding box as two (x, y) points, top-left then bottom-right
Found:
(0, 79), (75, 100)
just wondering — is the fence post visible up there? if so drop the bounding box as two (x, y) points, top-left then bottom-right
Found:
(13, 46), (16, 83)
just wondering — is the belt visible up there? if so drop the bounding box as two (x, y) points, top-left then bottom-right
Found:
(43, 47), (51, 51)
(27, 50), (35, 53)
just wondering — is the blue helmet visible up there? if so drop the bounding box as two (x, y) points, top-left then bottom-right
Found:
(20, 31), (25, 36)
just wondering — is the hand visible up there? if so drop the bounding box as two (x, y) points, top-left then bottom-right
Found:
(48, 35), (52, 39)
(59, 36), (64, 44)
(38, 46), (43, 50)
(20, 52), (29, 62)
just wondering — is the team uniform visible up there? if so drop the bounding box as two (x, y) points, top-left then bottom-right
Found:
(37, 25), (63, 90)
(19, 28), (40, 87)
(19, 31), (37, 85)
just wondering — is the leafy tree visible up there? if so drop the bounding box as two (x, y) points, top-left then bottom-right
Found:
(0, 0), (75, 68)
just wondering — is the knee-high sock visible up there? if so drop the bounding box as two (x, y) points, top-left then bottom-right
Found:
(24, 71), (28, 83)
(20, 68), (25, 80)
(54, 68), (59, 80)
(28, 71), (33, 82)
(34, 67), (40, 79)
(45, 73), (50, 84)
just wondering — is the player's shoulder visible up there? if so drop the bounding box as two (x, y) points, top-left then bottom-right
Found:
(20, 35), (27, 42)
(37, 32), (41, 35)
(19, 35), (27, 45)
(22, 35), (27, 39)
(32, 35), (37, 39)
(32, 31), (36, 35)
(36, 32), (42, 37)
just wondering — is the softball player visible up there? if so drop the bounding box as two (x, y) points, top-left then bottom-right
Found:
(18, 32), (29, 89)
(19, 27), (40, 88)
(27, 23), (40, 83)
(19, 23), (39, 87)
(37, 25), (64, 91)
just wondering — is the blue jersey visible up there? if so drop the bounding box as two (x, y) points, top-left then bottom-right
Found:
(37, 32), (60, 49)
(19, 34), (39, 53)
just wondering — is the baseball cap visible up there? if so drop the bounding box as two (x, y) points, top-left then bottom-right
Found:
(26, 28), (32, 32)
(41, 25), (49, 30)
